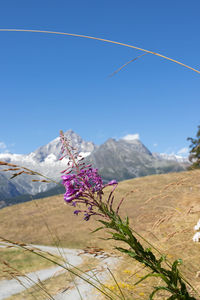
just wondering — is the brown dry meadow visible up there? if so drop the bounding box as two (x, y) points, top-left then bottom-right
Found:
(0, 169), (200, 248)
(1, 169), (200, 298)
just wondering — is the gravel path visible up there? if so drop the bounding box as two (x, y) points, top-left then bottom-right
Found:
(0, 244), (83, 300)
(52, 256), (120, 300)
(0, 266), (63, 300)
(0, 243), (120, 300)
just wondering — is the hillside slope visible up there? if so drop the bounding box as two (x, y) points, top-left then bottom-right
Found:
(1, 170), (200, 299)
(0, 170), (199, 248)
(0, 130), (188, 203)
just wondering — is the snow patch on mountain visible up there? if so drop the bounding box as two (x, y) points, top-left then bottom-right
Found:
(0, 130), (190, 203)
(0, 130), (96, 197)
(153, 152), (189, 163)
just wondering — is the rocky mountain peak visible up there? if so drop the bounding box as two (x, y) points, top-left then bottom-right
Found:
(101, 137), (152, 156)
(119, 138), (152, 156)
(31, 130), (96, 163)
(0, 130), (189, 206)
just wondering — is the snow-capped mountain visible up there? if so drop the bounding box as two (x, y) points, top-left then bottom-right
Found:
(152, 152), (189, 163)
(31, 129), (95, 163)
(0, 130), (189, 207)
(0, 130), (96, 201)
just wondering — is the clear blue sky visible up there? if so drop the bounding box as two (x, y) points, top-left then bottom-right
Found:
(0, 0), (199, 156)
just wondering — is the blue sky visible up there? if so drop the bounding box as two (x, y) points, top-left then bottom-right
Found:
(0, 0), (199, 156)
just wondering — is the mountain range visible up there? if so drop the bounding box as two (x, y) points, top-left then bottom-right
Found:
(0, 130), (189, 208)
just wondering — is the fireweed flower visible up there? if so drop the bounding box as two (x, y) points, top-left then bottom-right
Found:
(62, 168), (104, 202)
(59, 131), (118, 220)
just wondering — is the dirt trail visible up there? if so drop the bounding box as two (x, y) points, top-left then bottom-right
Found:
(52, 256), (120, 300)
(0, 244), (120, 300)
(0, 244), (83, 300)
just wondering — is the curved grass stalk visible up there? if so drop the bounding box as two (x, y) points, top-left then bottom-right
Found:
(0, 28), (199, 74)
(0, 160), (61, 185)
(107, 267), (126, 300)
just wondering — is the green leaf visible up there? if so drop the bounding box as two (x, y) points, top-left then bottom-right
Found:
(125, 216), (129, 226)
(171, 259), (182, 286)
(91, 227), (104, 234)
(157, 255), (166, 266)
(172, 259), (182, 271)
(134, 272), (155, 285)
(149, 286), (173, 299)
(134, 273), (169, 286)
(115, 247), (137, 258)
(180, 280), (187, 295)
(98, 220), (112, 228)
(118, 223), (132, 237)
(145, 247), (152, 252)
(112, 233), (127, 241)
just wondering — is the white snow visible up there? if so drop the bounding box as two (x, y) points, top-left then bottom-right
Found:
(158, 153), (189, 163)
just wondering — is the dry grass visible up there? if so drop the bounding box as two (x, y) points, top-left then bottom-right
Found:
(1, 169), (200, 298)
(0, 169), (199, 248)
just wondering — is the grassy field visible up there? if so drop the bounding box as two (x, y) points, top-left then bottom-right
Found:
(1, 169), (200, 298)
(0, 247), (61, 280)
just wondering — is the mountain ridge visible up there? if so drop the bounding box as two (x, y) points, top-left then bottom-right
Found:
(0, 130), (189, 207)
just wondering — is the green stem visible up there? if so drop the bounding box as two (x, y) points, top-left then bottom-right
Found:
(102, 214), (197, 299)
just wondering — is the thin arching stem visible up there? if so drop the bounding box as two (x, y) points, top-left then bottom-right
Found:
(0, 28), (200, 74)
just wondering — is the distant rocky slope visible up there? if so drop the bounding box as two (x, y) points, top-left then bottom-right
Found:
(0, 130), (189, 208)
(88, 137), (187, 182)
